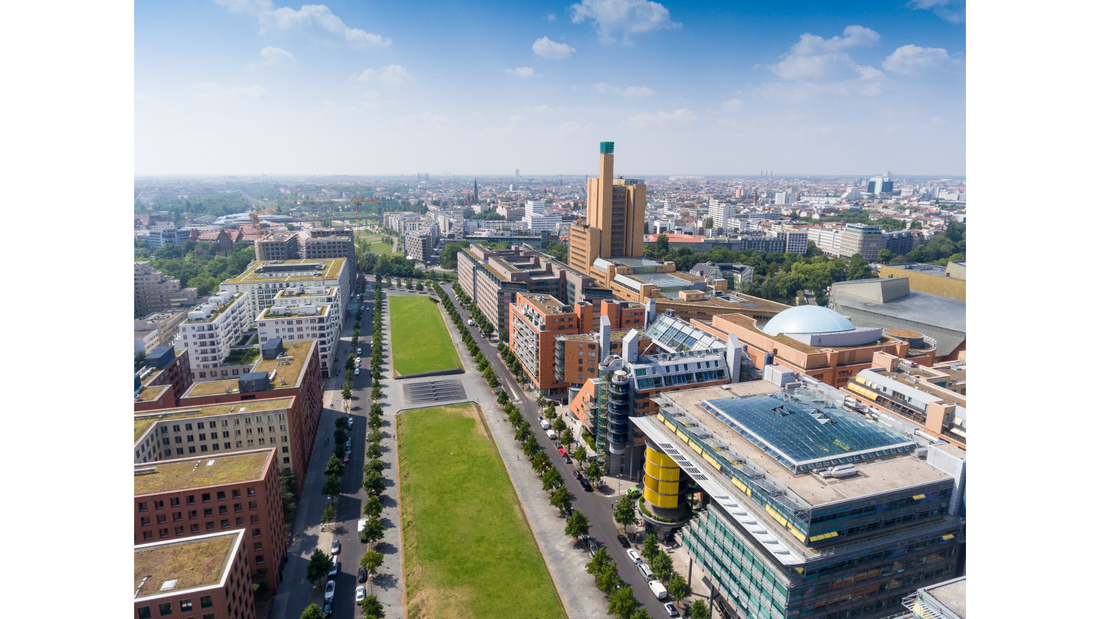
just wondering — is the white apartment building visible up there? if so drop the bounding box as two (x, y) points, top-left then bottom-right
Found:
(806, 227), (844, 256)
(177, 291), (251, 373)
(218, 259), (349, 329)
(257, 286), (341, 377)
(523, 200), (562, 233)
(404, 223), (438, 263)
(708, 202), (734, 231)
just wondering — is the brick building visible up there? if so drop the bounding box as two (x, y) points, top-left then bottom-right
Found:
(134, 529), (256, 619)
(135, 346), (194, 411)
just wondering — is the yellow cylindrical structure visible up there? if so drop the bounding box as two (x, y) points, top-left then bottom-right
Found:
(643, 445), (681, 510)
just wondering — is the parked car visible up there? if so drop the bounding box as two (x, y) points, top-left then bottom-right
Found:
(537, 416), (549, 429)
(562, 454), (571, 464)
(355, 585), (366, 603)
(343, 453), (350, 464)
(321, 602), (333, 617)
(356, 347), (362, 355)
(663, 603), (680, 617)
(648, 579), (668, 600)
(347, 417), (353, 427)
(546, 428), (557, 440)
(617, 534), (630, 548)
(328, 560), (340, 580)
(331, 539), (341, 555)
(324, 580), (336, 602)
(558, 446), (569, 457)
(573, 470), (583, 481)
(627, 549), (642, 563)
(358, 567), (368, 583)
(354, 368), (360, 376)
(580, 478), (593, 492)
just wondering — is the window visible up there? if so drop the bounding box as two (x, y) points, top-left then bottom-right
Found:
(221, 519), (230, 529)
(217, 491), (226, 501)
(180, 599), (192, 612)
(203, 508), (213, 517)
(140, 516), (151, 526)
(186, 495), (195, 505)
(157, 514), (166, 524)
(138, 502), (148, 512)
(154, 500), (164, 510)
(159, 528), (169, 538)
(200, 596), (213, 609)
(250, 515), (260, 524)
(175, 526), (184, 536)
(173, 512), (182, 521)
(206, 522), (215, 531)
(253, 542), (263, 550)
(247, 487), (256, 496)
(252, 528), (261, 537)
(236, 517), (244, 526)
(191, 524), (200, 533)
(232, 489), (241, 499)
(249, 501), (258, 510)
(143, 531), (152, 541)
(158, 602), (173, 616)
(188, 510), (198, 519)
(202, 493), (211, 502)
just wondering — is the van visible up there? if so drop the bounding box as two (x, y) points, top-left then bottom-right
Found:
(638, 562), (654, 581)
(546, 428), (557, 440)
(538, 417), (550, 430)
(648, 579), (667, 600)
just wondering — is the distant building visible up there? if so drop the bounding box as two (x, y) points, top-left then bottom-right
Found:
(707, 202), (734, 230)
(404, 223), (439, 263)
(688, 262), (755, 291)
(523, 200), (563, 233)
(257, 286), (342, 378)
(879, 262), (966, 302)
(838, 223), (886, 259)
(133, 448), (287, 590)
(176, 291), (252, 378)
(218, 258), (350, 330)
(301, 232), (354, 264)
(133, 529), (257, 619)
(135, 262), (198, 318)
(568, 141), (647, 272)
(829, 277), (966, 360)
(255, 232), (301, 261)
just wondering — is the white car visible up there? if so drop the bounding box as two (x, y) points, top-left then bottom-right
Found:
(324, 579), (335, 602)
(627, 549), (641, 564)
(354, 368), (360, 376)
(347, 417), (354, 427)
(663, 603), (680, 617)
(355, 585), (366, 603)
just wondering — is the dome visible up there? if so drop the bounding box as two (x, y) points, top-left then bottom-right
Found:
(762, 305), (856, 336)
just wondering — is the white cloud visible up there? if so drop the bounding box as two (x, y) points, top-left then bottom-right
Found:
(592, 83), (652, 96)
(546, 13), (557, 21)
(882, 45), (951, 75)
(628, 108), (695, 128)
(569, 0), (681, 43)
(721, 98), (744, 112)
(135, 92), (177, 114)
(389, 112), (456, 131)
(352, 65), (411, 84)
(525, 104), (551, 113)
(259, 46), (296, 66)
(907, 0), (965, 24)
(314, 99), (356, 114)
(533, 36), (576, 59)
(506, 67), (540, 78)
(194, 83), (272, 101)
(550, 120), (593, 137)
(487, 114), (528, 136)
(764, 25), (884, 97)
(213, 1), (392, 47)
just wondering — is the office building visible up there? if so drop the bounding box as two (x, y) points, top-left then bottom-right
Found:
(134, 448), (287, 590)
(688, 263), (755, 291)
(404, 223), (438, 263)
(177, 291), (252, 379)
(568, 141), (646, 272)
(631, 374), (965, 619)
(135, 310), (186, 351)
(256, 287), (341, 378)
(174, 339), (324, 492)
(879, 263), (966, 303)
(255, 232), (300, 261)
(698, 304), (937, 389)
(846, 353), (967, 448)
(219, 258), (350, 329)
(806, 227), (844, 257)
(135, 346), (194, 411)
(900, 576), (966, 619)
(508, 293), (646, 398)
(839, 224), (886, 259)
(133, 529), (256, 619)
(302, 232), (355, 263)
(135, 261), (198, 318)
(868, 176), (895, 196)
(524, 200), (563, 233)
(569, 313), (748, 477)
(828, 278), (966, 361)
(709, 202), (734, 230)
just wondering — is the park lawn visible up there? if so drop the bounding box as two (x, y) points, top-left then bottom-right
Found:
(368, 240), (399, 255)
(398, 405), (567, 619)
(389, 296), (462, 375)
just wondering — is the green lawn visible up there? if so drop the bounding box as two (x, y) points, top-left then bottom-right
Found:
(389, 296), (462, 375)
(398, 405), (567, 619)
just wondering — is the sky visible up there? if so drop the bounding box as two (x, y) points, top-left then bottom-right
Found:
(135, 0), (966, 177)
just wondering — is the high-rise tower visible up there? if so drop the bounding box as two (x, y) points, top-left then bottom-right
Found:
(568, 141), (647, 273)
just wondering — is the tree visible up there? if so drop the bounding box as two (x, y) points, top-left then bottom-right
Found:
(668, 573), (691, 605)
(369, 414), (383, 431)
(325, 453), (346, 478)
(366, 458), (384, 475)
(608, 585), (638, 619)
(613, 494), (639, 534)
(573, 444), (587, 462)
(342, 383), (353, 402)
(631, 608), (653, 619)
(550, 486), (572, 514)
(367, 442), (382, 459)
(586, 546), (612, 576)
(655, 234), (670, 252)
(651, 550), (673, 582)
(321, 503), (337, 524)
(586, 459), (602, 482)
(360, 548), (383, 579)
(542, 466), (563, 491)
(523, 434), (540, 458)
(321, 475), (342, 500)
(909, 219), (922, 230)
(362, 469), (385, 496)
(553, 417), (567, 435)
(642, 534), (660, 564)
(306, 549), (334, 586)
(560, 427), (574, 446)
(496, 389), (509, 406)
(877, 248), (894, 263)
(537, 394), (547, 407)
(300, 603), (324, 619)
(689, 599), (709, 619)
(369, 429), (383, 444)
(360, 594), (385, 618)
(361, 515), (384, 546)
(565, 510), (590, 541)
(531, 450), (549, 472)
(515, 420), (531, 442)
(596, 563), (622, 594)
(704, 217), (714, 229)
(847, 253), (875, 281)
(363, 495), (383, 518)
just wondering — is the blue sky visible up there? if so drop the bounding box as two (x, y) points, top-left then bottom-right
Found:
(135, 0), (966, 176)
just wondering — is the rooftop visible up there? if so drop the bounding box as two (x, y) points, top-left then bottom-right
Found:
(832, 282), (966, 332)
(518, 292), (571, 316)
(869, 368), (967, 409)
(222, 258), (346, 285)
(719, 312), (897, 354)
(258, 304), (331, 320)
(134, 530), (239, 599)
(658, 385), (949, 506)
(135, 385), (170, 405)
(134, 397), (293, 444)
(914, 576), (966, 618)
(135, 450), (272, 495)
(183, 340), (315, 396)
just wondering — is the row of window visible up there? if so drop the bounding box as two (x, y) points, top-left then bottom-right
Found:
(140, 520), (261, 539)
(139, 505), (258, 524)
(138, 489), (255, 510)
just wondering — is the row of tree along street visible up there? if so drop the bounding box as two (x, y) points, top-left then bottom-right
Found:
(299, 280), (390, 619)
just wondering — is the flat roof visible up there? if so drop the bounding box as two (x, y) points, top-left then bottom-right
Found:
(922, 577), (966, 618)
(833, 288), (966, 332)
(136, 385), (170, 404)
(719, 312), (896, 354)
(183, 340), (314, 396)
(258, 304), (331, 319)
(134, 450), (271, 496)
(134, 397), (293, 444)
(876, 369), (966, 408)
(134, 530), (239, 599)
(518, 292), (570, 315)
(222, 258), (345, 284)
(660, 386), (950, 506)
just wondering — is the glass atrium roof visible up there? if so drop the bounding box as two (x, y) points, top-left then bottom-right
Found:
(646, 313), (723, 353)
(700, 391), (915, 473)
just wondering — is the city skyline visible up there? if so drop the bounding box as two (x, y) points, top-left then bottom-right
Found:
(136, 0), (965, 176)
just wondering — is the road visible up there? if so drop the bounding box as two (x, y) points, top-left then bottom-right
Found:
(438, 283), (676, 619)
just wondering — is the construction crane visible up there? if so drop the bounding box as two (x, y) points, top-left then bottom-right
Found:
(248, 207), (277, 227)
(354, 198), (379, 232)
